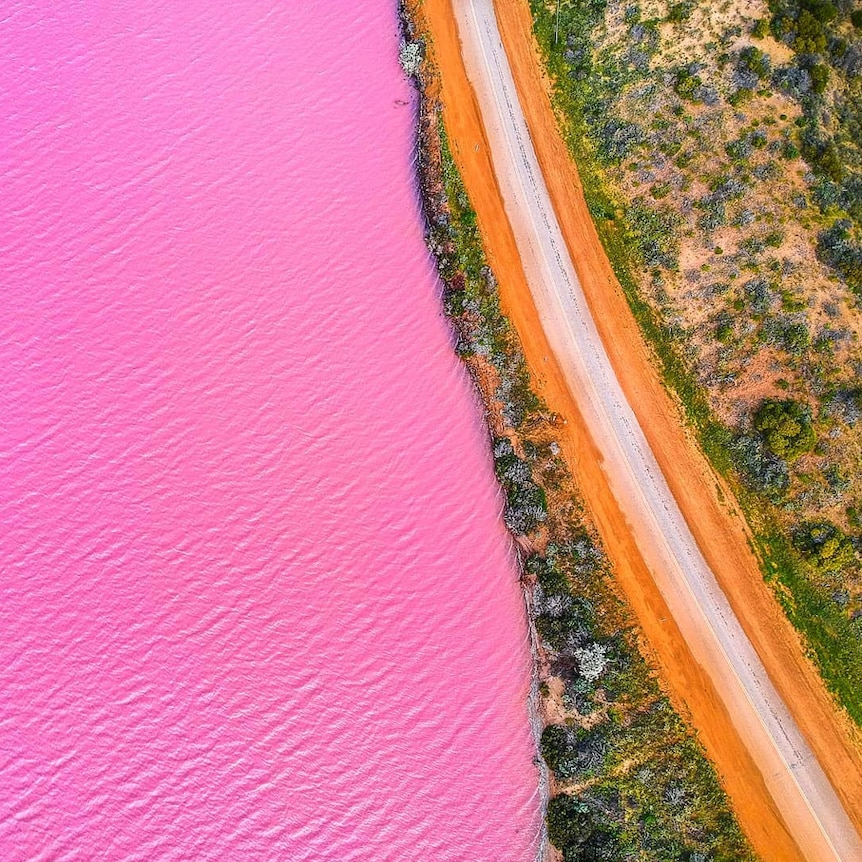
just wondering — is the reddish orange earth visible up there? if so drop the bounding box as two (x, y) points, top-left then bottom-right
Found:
(409, 1), (862, 859)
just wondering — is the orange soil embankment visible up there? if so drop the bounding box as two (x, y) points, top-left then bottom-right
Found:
(411, 0), (862, 859)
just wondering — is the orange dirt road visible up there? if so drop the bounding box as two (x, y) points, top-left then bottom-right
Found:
(410, 0), (862, 859)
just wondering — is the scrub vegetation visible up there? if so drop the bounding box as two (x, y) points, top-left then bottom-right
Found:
(406, 23), (755, 858)
(528, 0), (862, 724)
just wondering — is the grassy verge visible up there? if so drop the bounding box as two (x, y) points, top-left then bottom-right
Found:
(528, 0), (862, 727)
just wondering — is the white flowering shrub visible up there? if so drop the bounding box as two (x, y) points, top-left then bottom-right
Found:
(399, 41), (422, 77)
(543, 593), (572, 619)
(574, 642), (608, 682)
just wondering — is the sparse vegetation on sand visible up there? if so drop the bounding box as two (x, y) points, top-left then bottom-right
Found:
(528, 0), (862, 725)
(406, 24), (755, 856)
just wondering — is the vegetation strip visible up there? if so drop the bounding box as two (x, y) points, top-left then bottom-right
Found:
(401, 8), (755, 859)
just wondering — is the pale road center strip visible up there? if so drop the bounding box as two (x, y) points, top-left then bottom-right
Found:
(449, 1), (862, 859)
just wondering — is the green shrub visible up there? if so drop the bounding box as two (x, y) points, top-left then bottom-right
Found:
(546, 794), (620, 859)
(818, 220), (862, 292)
(650, 182), (671, 199)
(732, 434), (790, 498)
(729, 87), (754, 106)
(541, 724), (609, 780)
(750, 129), (768, 149)
(800, 133), (844, 183)
(738, 45), (771, 79)
(752, 18), (770, 38)
(674, 67), (703, 101)
(792, 520), (855, 573)
(493, 438), (547, 534)
(792, 9), (829, 53)
(803, 0), (837, 25)
(781, 321), (810, 354)
(541, 724), (576, 774)
(667, 1), (694, 23)
(753, 398), (816, 459)
(528, 553), (568, 596)
(810, 63), (829, 94)
(714, 311), (734, 342)
(627, 200), (680, 269)
(743, 276), (772, 313)
(781, 139), (800, 159)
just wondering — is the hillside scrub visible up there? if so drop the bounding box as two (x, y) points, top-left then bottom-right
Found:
(528, 0), (862, 725)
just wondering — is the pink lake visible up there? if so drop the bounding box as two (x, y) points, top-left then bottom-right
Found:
(0, 1), (541, 859)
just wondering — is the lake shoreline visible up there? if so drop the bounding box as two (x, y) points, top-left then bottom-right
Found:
(400, 5), (550, 858)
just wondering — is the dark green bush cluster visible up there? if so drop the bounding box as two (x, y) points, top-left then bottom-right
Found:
(799, 132), (844, 182)
(541, 724), (609, 781)
(792, 520), (856, 573)
(427, 122), (540, 428)
(768, 0), (862, 289)
(738, 45), (771, 79)
(817, 220), (862, 293)
(753, 398), (816, 459)
(771, 0), (836, 54)
(547, 793), (621, 861)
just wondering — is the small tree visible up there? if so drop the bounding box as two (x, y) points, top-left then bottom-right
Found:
(738, 45), (771, 79)
(541, 724), (576, 775)
(793, 520), (855, 573)
(753, 399), (815, 460)
(546, 793), (620, 860)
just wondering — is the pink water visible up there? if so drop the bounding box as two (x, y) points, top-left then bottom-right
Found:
(0, 1), (540, 859)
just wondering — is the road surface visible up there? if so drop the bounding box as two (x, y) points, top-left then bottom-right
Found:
(450, 1), (862, 859)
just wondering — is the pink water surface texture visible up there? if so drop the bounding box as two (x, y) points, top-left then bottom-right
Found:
(0, 1), (541, 859)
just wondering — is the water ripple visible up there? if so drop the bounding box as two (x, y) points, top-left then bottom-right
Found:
(0, 1), (541, 859)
